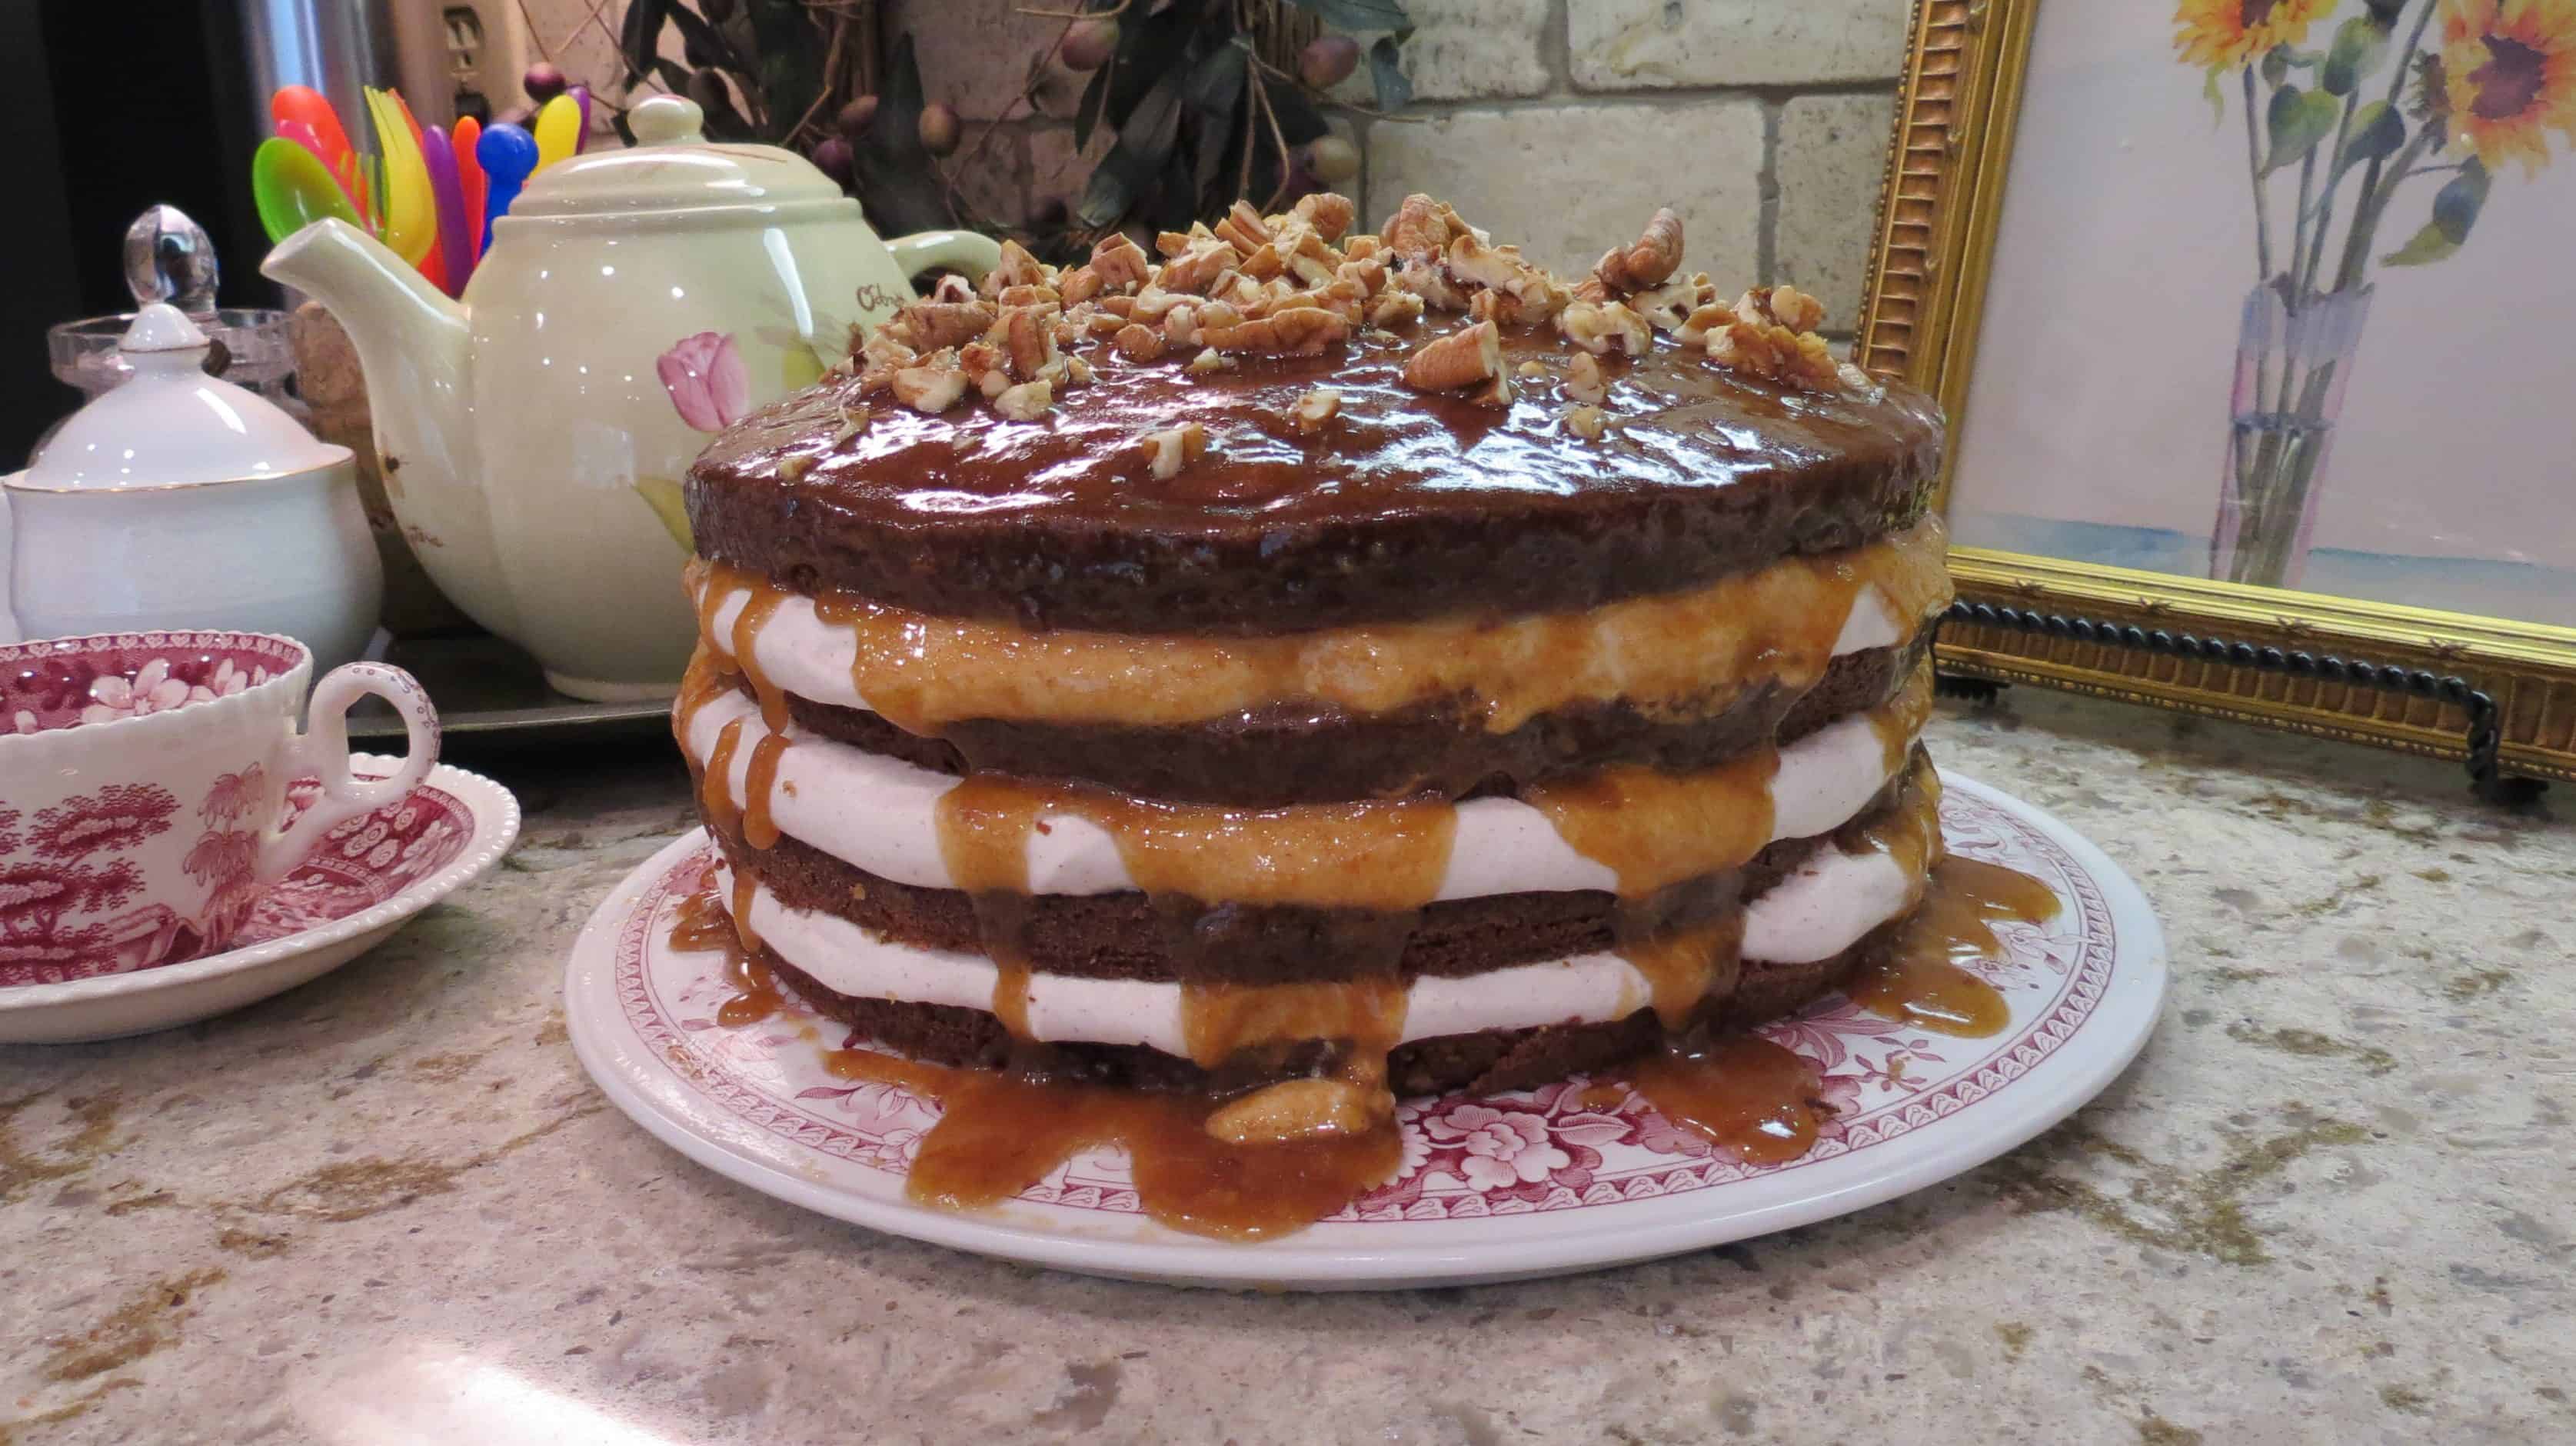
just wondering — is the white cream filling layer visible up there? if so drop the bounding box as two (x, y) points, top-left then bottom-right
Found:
(682, 688), (1912, 901)
(698, 581), (1909, 720)
(719, 829), (1919, 1054)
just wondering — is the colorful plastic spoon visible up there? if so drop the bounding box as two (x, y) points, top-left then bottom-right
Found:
(421, 125), (471, 296)
(532, 93), (581, 172)
(388, 91), (448, 289)
(363, 88), (434, 265)
(571, 85), (593, 152)
(475, 122), (540, 252)
(453, 115), (487, 269)
(270, 85), (355, 186)
(251, 135), (363, 242)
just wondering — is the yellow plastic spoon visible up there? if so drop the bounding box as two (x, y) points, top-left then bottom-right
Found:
(532, 92), (582, 172)
(365, 88), (435, 265)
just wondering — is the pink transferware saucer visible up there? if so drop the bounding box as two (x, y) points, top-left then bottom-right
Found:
(564, 770), (2167, 1291)
(0, 756), (519, 1044)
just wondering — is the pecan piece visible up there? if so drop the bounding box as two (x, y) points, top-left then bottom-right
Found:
(1113, 322), (1165, 362)
(993, 379), (1053, 421)
(980, 239), (1052, 298)
(1211, 198), (1272, 254)
(1202, 305), (1350, 357)
(1556, 299), (1652, 356)
(891, 352), (969, 413)
(1138, 421), (1208, 480)
(1293, 388), (1342, 434)
(1403, 320), (1507, 405)
(1594, 206), (1684, 294)
(1291, 191), (1356, 242)
(891, 298), (997, 352)
(1089, 231), (1153, 293)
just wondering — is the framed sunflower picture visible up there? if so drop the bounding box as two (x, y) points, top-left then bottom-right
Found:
(1861, 0), (2576, 785)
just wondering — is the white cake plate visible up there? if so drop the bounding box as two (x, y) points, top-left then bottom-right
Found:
(564, 769), (2165, 1291)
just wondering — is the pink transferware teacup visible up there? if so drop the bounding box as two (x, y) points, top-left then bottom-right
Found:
(0, 629), (438, 986)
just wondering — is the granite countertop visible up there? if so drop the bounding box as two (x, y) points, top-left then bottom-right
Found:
(4, 688), (2570, 1444)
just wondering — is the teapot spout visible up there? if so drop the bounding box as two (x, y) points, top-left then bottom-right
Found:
(261, 219), (520, 638)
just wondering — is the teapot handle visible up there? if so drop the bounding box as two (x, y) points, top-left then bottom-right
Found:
(884, 231), (1003, 289)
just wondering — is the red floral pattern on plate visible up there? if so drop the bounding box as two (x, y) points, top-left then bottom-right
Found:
(0, 771), (475, 984)
(607, 786), (2120, 1221)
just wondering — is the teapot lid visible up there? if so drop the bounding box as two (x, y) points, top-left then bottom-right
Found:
(505, 95), (850, 220)
(13, 304), (347, 494)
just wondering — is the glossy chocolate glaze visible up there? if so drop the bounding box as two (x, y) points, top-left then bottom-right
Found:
(687, 322), (1945, 633)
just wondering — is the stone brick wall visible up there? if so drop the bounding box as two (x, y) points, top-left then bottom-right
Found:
(537, 1), (1905, 330)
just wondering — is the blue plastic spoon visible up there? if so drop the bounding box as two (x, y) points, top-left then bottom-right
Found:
(475, 122), (541, 252)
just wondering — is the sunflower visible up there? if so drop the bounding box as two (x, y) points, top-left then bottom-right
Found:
(2174, 0), (2338, 70)
(2441, 0), (2576, 175)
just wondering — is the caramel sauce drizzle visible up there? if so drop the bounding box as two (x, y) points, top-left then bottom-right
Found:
(1616, 915), (1746, 1031)
(1527, 747), (1780, 898)
(741, 732), (790, 850)
(822, 1045), (1402, 1240)
(694, 517), (1949, 736)
(1776, 754), (2054, 1041)
(1621, 1036), (1824, 1166)
(1852, 855), (2055, 1039)
(931, 773), (1458, 911)
(667, 881), (783, 1027)
(698, 718), (748, 841)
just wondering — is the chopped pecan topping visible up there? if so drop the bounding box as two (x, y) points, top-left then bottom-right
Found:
(1556, 299), (1652, 356)
(1381, 193), (1476, 262)
(1113, 322), (1165, 362)
(1697, 286), (1841, 389)
(1185, 348), (1236, 375)
(1158, 238), (1241, 296)
(1212, 199), (1273, 255)
(1403, 320), (1508, 405)
(1566, 352), (1611, 405)
(1629, 272), (1719, 333)
(891, 351), (969, 413)
(1445, 234), (1570, 325)
(1088, 231), (1153, 293)
(1291, 191), (1356, 243)
(993, 379), (1053, 421)
(888, 299), (997, 352)
(980, 239), (1053, 298)
(1056, 265), (1105, 306)
(996, 283), (1061, 308)
(1594, 207), (1684, 294)
(927, 274), (977, 304)
(1366, 289), (1426, 328)
(1139, 421), (1209, 480)
(1293, 388), (1343, 434)
(1563, 404), (1611, 439)
(831, 401), (872, 447)
(1000, 306), (1057, 381)
(1203, 305), (1350, 356)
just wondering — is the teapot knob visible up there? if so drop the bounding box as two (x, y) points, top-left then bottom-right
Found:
(631, 95), (706, 147)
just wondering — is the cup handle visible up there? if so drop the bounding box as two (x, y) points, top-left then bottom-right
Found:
(254, 662), (443, 884)
(884, 230), (1003, 288)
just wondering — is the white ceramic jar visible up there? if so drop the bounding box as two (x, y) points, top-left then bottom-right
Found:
(4, 305), (384, 673)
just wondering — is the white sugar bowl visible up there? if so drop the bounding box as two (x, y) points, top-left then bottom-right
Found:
(5, 304), (383, 672)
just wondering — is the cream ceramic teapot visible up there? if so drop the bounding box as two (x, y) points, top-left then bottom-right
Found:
(261, 95), (999, 701)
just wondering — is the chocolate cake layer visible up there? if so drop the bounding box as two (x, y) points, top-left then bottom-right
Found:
(759, 922), (1886, 1098)
(770, 634), (1929, 805)
(687, 325), (1942, 635)
(704, 759), (1921, 985)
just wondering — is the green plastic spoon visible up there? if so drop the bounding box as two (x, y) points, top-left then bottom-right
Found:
(252, 135), (364, 242)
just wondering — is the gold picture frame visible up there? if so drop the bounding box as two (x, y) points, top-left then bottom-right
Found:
(1858, 0), (2576, 785)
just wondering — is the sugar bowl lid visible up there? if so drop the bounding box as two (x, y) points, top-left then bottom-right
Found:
(12, 303), (347, 494)
(503, 95), (850, 220)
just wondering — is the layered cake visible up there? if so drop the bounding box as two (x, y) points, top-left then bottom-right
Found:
(674, 193), (1953, 1163)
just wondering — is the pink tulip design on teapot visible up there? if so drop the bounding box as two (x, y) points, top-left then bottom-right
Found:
(637, 332), (754, 553)
(657, 332), (751, 433)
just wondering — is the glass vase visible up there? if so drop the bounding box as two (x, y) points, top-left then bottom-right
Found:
(2209, 284), (2373, 589)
